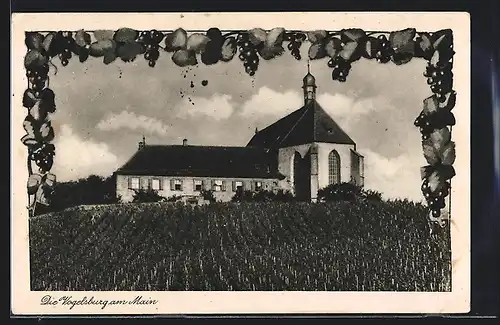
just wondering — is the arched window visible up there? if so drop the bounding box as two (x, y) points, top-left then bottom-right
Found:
(328, 150), (341, 185)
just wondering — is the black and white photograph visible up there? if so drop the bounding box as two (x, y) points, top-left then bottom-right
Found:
(11, 12), (471, 314)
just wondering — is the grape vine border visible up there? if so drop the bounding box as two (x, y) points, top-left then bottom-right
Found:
(22, 27), (456, 232)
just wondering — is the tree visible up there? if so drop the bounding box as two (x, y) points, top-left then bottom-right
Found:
(132, 188), (165, 203)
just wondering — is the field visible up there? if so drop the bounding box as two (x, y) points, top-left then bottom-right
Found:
(29, 200), (451, 291)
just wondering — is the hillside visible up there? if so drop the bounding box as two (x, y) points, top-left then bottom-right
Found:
(29, 201), (451, 291)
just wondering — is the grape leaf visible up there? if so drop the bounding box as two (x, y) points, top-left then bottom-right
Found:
(23, 89), (38, 109)
(307, 30), (328, 44)
(439, 91), (457, 110)
(259, 45), (284, 60)
(28, 102), (47, 121)
(44, 173), (57, 187)
(103, 50), (117, 65)
(21, 134), (37, 146)
(35, 182), (51, 206)
(39, 122), (54, 142)
(114, 28), (139, 43)
(339, 41), (361, 61)
(78, 47), (90, 62)
(363, 37), (379, 59)
(89, 40), (116, 57)
(93, 30), (115, 42)
(308, 42), (327, 60)
(186, 33), (211, 53)
(25, 32), (44, 51)
(265, 28), (285, 48)
(201, 41), (222, 65)
(341, 29), (366, 43)
(42, 32), (64, 57)
(75, 30), (91, 47)
(416, 32), (433, 54)
(172, 49), (197, 67)
(420, 166), (431, 180)
(441, 141), (456, 165)
(430, 127), (451, 151)
(24, 50), (48, 69)
(427, 170), (446, 193)
(164, 28), (188, 52)
(325, 37), (342, 58)
(248, 28), (267, 46)
(430, 50), (440, 67)
(389, 28), (416, 65)
(423, 95), (439, 115)
(27, 173), (43, 195)
(220, 37), (237, 62)
(117, 42), (144, 62)
(432, 29), (453, 52)
(422, 139), (440, 165)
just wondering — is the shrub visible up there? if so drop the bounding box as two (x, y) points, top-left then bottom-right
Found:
(200, 189), (216, 202)
(232, 188), (295, 202)
(363, 189), (383, 202)
(317, 182), (363, 202)
(132, 188), (165, 203)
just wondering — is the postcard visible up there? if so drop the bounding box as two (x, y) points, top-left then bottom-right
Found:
(11, 12), (470, 315)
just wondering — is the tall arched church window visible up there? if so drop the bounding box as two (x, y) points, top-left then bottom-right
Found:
(328, 150), (341, 185)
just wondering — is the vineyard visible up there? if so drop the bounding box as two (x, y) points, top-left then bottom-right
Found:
(29, 201), (451, 291)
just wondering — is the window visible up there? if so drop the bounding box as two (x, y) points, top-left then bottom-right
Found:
(233, 181), (243, 192)
(194, 180), (203, 191)
(213, 180), (223, 192)
(129, 177), (140, 190)
(151, 179), (161, 190)
(328, 150), (341, 185)
(170, 179), (183, 191)
(255, 181), (263, 191)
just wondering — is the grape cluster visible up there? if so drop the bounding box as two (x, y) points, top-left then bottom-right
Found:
(414, 111), (433, 140)
(285, 32), (306, 60)
(424, 63), (453, 102)
(57, 31), (76, 67)
(139, 30), (164, 67)
(421, 179), (450, 219)
(237, 33), (259, 76)
(328, 56), (351, 82)
(414, 110), (455, 141)
(30, 142), (55, 173)
(374, 35), (393, 64)
(26, 63), (50, 97)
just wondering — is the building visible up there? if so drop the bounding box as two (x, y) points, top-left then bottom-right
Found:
(115, 68), (365, 202)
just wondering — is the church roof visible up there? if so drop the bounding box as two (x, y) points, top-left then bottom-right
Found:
(115, 145), (283, 179)
(303, 73), (316, 87)
(247, 99), (356, 149)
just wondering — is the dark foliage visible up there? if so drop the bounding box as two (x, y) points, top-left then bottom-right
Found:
(232, 188), (296, 202)
(34, 174), (120, 215)
(132, 188), (165, 203)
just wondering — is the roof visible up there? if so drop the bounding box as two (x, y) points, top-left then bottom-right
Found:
(303, 73), (316, 87)
(247, 99), (356, 149)
(115, 145), (283, 179)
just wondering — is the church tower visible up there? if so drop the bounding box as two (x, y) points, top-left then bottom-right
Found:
(247, 62), (364, 202)
(302, 61), (317, 105)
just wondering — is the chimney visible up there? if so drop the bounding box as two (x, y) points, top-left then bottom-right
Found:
(138, 135), (146, 150)
(182, 138), (188, 146)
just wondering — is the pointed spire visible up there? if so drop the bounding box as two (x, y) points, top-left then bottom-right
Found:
(307, 59), (311, 74)
(142, 135), (146, 145)
(255, 127), (259, 134)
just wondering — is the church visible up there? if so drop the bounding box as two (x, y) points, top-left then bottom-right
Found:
(114, 69), (365, 203)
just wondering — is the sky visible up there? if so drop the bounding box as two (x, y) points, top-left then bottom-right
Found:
(47, 39), (430, 202)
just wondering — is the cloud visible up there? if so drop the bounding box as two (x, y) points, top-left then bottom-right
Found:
(358, 148), (425, 202)
(96, 110), (170, 136)
(239, 86), (302, 117)
(317, 93), (394, 132)
(176, 94), (234, 120)
(52, 125), (120, 182)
